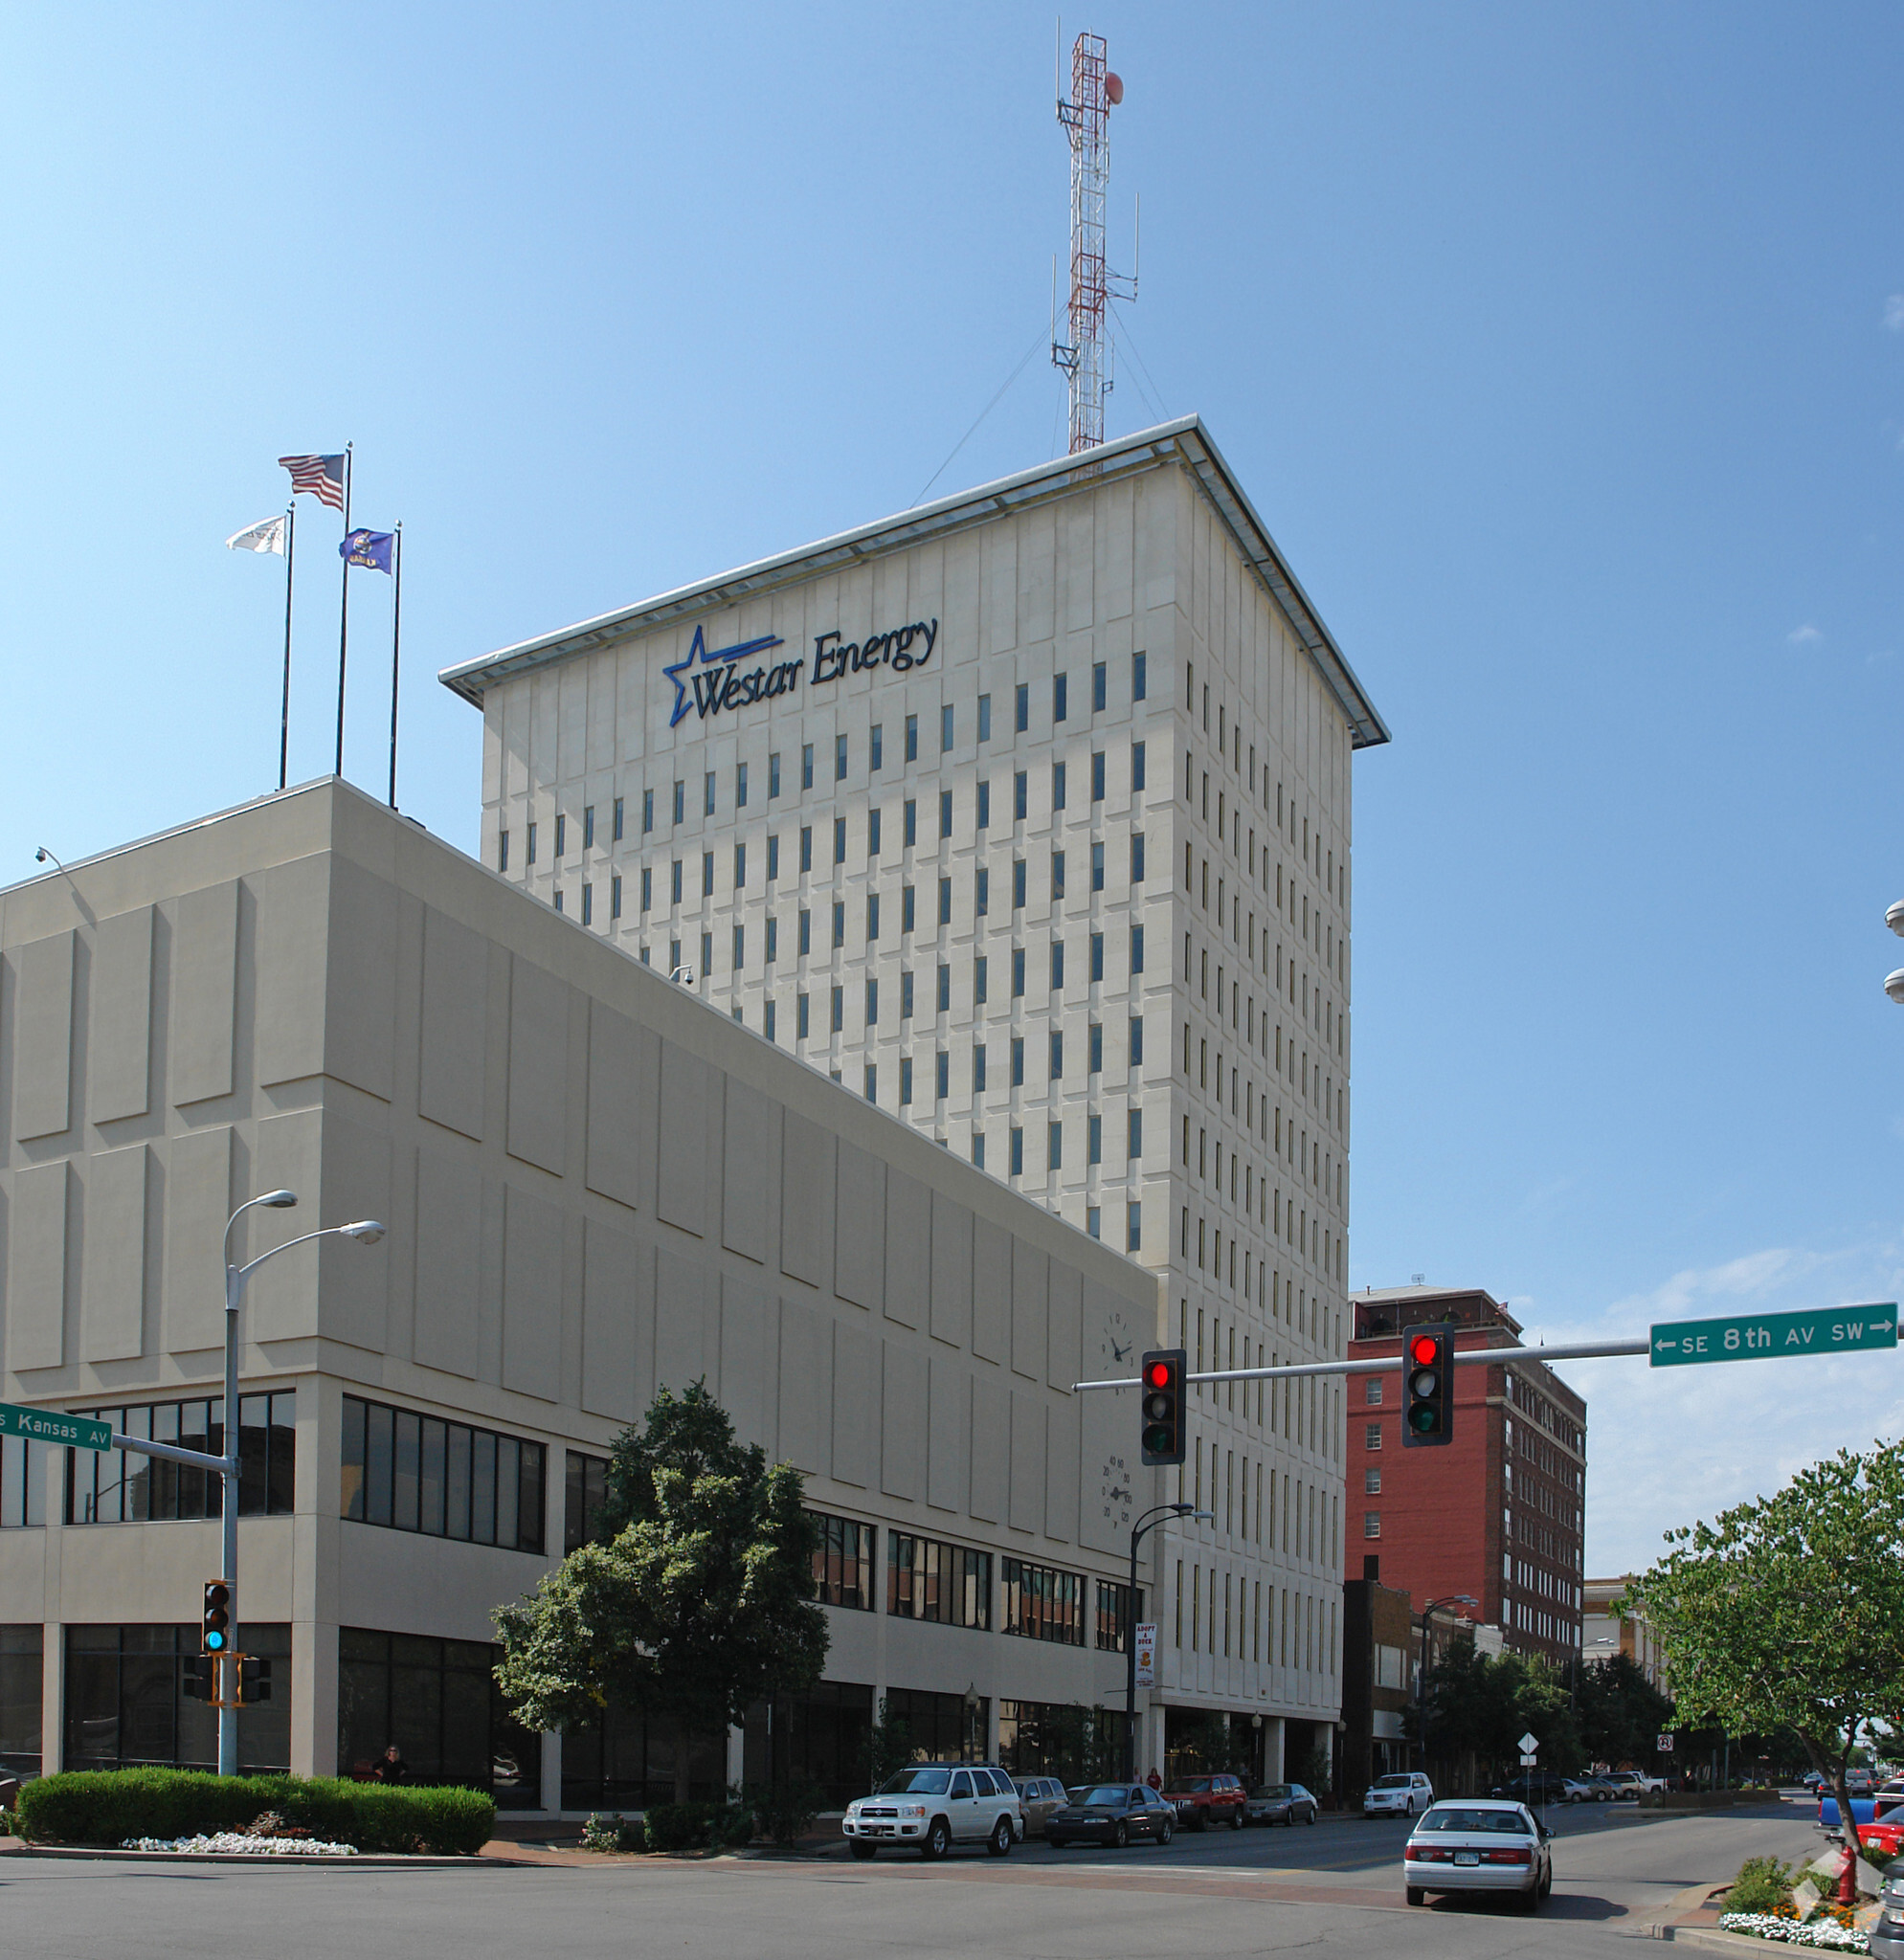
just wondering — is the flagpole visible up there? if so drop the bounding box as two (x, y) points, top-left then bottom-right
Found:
(279, 501), (296, 791)
(388, 522), (402, 808)
(335, 441), (353, 778)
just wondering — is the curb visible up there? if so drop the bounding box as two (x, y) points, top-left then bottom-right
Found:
(1, 1843), (525, 1869)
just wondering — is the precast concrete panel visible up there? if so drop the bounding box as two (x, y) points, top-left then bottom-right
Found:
(502, 1182), (564, 1401)
(163, 1125), (231, 1353)
(81, 1142), (147, 1363)
(12, 931), (74, 1140)
(583, 1001), (645, 1211)
(414, 1144), (482, 1378)
(578, 1214), (642, 1421)
(833, 1141), (884, 1312)
(655, 1041), (713, 1238)
(6, 1158), (69, 1370)
(505, 956), (569, 1176)
(417, 906), (488, 1141)
(252, 858), (326, 1090)
(89, 905), (152, 1123)
(720, 1077), (772, 1265)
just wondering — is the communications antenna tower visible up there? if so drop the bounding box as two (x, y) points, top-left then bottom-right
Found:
(1053, 28), (1136, 456)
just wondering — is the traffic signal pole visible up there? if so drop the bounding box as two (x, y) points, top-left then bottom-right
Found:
(1072, 1334), (1651, 1393)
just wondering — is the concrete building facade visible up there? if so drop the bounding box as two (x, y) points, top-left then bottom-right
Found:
(0, 778), (1180, 1808)
(1345, 1286), (1587, 1670)
(442, 418), (1389, 1775)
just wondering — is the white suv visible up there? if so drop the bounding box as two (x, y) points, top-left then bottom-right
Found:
(843, 1764), (1023, 1860)
(1365, 1771), (1435, 1817)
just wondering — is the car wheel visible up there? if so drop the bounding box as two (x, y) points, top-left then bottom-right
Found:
(849, 1842), (877, 1861)
(1519, 1884), (1541, 1915)
(1157, 1819), (1174, 1847)
(922, 1817), (951, 1860)
(1194, 1810), (1208, 1831)
(1406, 1886), (1425, 1907)
(1232, 1806), (1246, 1829)
(1112, 1820), (1129, 1849)
(1305, 1806), (1317, 1825)
(988, 1815), (1013, 1858)
(1047, 1836), (1066, 1850)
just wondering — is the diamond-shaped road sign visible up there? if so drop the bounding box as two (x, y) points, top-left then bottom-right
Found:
(1519, 1731), (1539, 1755)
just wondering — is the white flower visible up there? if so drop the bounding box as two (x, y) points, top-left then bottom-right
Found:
(121, 1834), (357, 1858)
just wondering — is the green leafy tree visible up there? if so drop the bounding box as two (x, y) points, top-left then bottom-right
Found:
(493, 1383), (828, 1803)
(1575, 1652), (1675, 1770)
(1625, 1442), (1904, 1845)
(1416, 1639), (1580, 1784)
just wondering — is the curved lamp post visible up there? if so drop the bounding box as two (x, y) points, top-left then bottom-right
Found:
(1885, 901), (1904, 1002)
(1126, 1501), (1213, 1776)
(1415, 1593), (1478, 1775)
(215, 1192), (384, 1773)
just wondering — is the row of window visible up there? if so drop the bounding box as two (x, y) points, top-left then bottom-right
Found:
(1173, 1557), (1337, 1674)
(504, 660), (1152, 868)
(55, 1393), (298, 1526)
(804, 1510), (1139, 1650)
(341, 1395), (547, 1555)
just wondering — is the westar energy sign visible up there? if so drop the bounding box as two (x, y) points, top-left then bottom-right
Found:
(664, 618), (939, 727)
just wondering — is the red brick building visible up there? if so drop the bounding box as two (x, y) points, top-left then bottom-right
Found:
(1346, 1286), (1586, 1669)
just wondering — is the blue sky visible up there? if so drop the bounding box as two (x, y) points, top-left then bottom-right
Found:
(5, 3), (1900, 1576)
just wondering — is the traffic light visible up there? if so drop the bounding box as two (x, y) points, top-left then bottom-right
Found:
(238, 1656), (272, 1705)
(1139, 1348), (1187, 1465)
(1401, 1325), (1454, 1447)
(182, 1655), (216, 1702)
(201, 1580), (233, 1655)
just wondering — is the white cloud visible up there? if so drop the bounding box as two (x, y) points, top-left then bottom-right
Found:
(1787, 623), (1823, 646)
(1514, 1242), (1904, 1578)
(1885, 294), (1904, 332)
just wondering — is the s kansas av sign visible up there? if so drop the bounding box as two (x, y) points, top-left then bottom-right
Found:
(663, 617), (939, 729)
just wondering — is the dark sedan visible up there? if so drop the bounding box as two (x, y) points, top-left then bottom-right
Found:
(1244, 1781), (1319, 1826)
(1045, 1783), (1177, 1849)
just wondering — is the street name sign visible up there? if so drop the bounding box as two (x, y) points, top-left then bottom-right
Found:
(0, 1400), (112, 1452)
(1650, 1304), (1897, 1368)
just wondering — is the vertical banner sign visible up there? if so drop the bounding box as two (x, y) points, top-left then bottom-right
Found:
(1134, 1622), (1158, 1690)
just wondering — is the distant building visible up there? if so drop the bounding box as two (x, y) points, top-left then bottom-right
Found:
(1583, 1576), (1666, 1690)
(1344, 1286), (1586, 1671)
(1340, 1568), (1418, 1790)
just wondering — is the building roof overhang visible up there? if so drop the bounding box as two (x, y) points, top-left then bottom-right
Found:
(437, 415), (1391, 749)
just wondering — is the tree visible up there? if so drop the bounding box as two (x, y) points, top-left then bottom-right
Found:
(493, 1383), (828, 1803)
(1625, 1441), (1904, 1849)
(1575, 1652), (1674, 1771)
(1416, 1639), (1580, 1785)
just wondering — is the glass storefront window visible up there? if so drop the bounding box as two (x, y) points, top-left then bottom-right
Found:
(809, 1511), (875, 1610)
(337, 1627), (541, 1809)
(1, 1625), (43, 1776)
(887, 1533), (991, 1630)
(63, 1392), (296, 1526)
(61, 1624), (290, 1773)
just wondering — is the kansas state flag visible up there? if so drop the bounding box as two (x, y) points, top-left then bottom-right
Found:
(339, 527), (394, 573)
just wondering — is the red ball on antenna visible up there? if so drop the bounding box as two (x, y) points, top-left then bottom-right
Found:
(1105, 72), (1124, 104)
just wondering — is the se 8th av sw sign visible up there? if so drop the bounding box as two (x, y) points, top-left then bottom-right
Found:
(1649, 1304), (1897, 1368)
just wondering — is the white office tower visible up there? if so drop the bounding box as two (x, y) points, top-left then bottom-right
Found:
(442, 418), (1390, 1780)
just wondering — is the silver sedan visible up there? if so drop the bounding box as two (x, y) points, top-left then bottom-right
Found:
(1404, 1799), (1553, 1912)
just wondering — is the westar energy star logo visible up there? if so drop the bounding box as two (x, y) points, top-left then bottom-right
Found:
(662, 617), (939, 728)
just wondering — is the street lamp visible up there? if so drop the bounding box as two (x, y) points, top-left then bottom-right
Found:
(1126, 1502), (1213, 1777)
(1415, 1594), (1477, 1777)
(1884, 901), (1904, 1002)
(213, 1192), (384, 1774)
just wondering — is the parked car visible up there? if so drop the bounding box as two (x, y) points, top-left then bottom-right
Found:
(1162, 1771), (1248, 1830)
(1560, 1774), (1602, 1804)
(1012, 1776), (1068, 1839)
(1364, 1772), (1435, 1818)
(1404, 1799), (1554, 1913)
(1245, 1782), (1319, 1827)
(1491, 1770), (1572, 1807)
(1045, 1783), (1177, 1850)
(842, 1763), (1022, 1860)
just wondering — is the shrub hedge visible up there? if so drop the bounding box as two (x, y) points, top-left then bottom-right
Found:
(13, 1769), (495, 1856)
(640, 1799), (754, 1852)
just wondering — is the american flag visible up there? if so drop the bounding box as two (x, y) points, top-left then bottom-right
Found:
(277, 453), (347, 510)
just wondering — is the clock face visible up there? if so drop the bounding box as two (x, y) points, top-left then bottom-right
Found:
(1096, 1303), (1137, 1531)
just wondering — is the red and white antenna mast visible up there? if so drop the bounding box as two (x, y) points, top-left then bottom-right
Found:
(1053, 27), (1136, 456)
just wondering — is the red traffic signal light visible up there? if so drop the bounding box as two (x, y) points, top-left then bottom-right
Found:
(1401, 1325), (1454, 1448)
(1139, 1348), (1187, 1465)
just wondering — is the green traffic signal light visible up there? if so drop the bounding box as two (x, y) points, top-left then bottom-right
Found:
(202, 1580), (232, 1655)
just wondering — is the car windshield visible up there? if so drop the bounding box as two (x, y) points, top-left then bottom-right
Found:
(1418, 1807), (1531, 1835)
(1372, 1775), (1413, 1790)
(1178, 1777), (1213, 1792)
(1253, 1784), (1291, 1799)
(879, 1769), (952, 1795)
(1079, 1786), (1127, 1808)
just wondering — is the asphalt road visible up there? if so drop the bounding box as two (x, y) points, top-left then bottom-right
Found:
(0, 1798), (1827, 1960)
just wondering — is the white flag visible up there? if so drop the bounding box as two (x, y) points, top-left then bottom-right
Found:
(226, 514), (287, 556)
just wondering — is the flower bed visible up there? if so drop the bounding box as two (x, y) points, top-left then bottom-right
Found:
(1717, 1913), (1869, 1951)
(122, 1833), (358, 1857)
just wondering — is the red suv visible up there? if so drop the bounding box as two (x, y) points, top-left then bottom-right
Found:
(1163, 1772), (1248, 1830)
